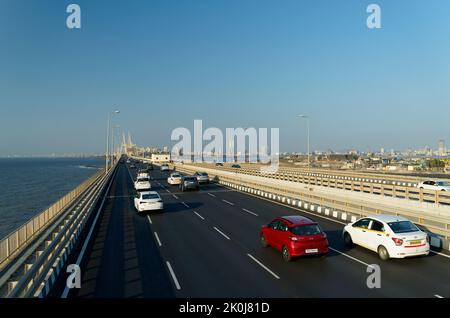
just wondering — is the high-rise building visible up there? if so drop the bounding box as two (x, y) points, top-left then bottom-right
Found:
(438, 139), (446, 157)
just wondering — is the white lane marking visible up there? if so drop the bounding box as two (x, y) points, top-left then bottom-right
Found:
(147, 215), (153, 224)
(166, 261), (181, 290)
(182, 202), (190, 208)
(213, 227), (231, 240)
(434, 294), (444, 298)
(193, 211), (205, 220)
(225, 183), (450, 262)
(222, 199), (234, 206)
(154, 232), (162, 247)
(430, 250), (450, 259)
(329, 247), (374, 269)
(173, 194), (179, 199)
(165, 189), (171, 193)
(247, 254), (280, 279)
(231, 186), (347, 225)
(208, 193), (216, 197)
(242, 208), (258, 216)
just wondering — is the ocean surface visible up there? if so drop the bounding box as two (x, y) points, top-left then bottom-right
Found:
(0, 158), (104, 240)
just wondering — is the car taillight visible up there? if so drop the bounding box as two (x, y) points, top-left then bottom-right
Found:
(322, 233), (327, 238)
(289, 236), (299, 241)
(391, 237), (403, 246)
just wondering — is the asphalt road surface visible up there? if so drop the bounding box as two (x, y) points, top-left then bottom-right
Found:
(62, 161), (450, 298)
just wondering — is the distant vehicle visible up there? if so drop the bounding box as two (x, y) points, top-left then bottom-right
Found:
(215, 162), (224, 166)
(160, 164), (170, 172)
(194, 171), (209, 184)
(260, 216), (329, 262)
(231, 164), (241, 168)
(134, 191), (163, 212)
(167, 173), (182, 185)
(343, 215), (429, 260)
(126, 159), (131, 164)
(147, 164), (154, 171)
(134, 177), (151, 191)
(417, 180), (450, 191)
(180, 176), (199, 191)
(130, 164), (136, 169)
(137, 171), (150, 179)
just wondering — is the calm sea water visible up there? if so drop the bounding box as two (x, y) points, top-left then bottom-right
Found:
(0, 158), (104, 240)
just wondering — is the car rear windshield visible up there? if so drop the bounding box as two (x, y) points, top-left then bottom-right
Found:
(184, 177), (197, 181)
(138, 178), (149, 182)
(172, 174), (180, 178)
(200, 172), (208, 176)
(387, 221), (419, 233)
(289, 224), (322, 236)
(142, 193), (159, 200)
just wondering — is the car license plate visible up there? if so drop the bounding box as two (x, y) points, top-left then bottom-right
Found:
(305, 248), (318, 254)
(409, 240), (421, 245)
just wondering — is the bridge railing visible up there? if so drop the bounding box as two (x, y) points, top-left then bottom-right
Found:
(187, 163), (450, 205)
(0, 168), (103, 270)
(174, 163), (450, 250)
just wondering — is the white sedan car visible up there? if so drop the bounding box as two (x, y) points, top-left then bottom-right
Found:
(161, 164), (170, 172)
(134, 191), (163, 212)
(194, 171), (209, 184)
(343, 214), (429, 260)
(167, 173), (182, 185)
(417, 180), (450, 191)
(137, 172), (150, 179)
(134, 177), (151, 191)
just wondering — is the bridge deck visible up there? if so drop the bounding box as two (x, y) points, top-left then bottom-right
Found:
(57, 162), (450, 298)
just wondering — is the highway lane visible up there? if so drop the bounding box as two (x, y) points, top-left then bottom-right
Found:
(66, 161), (450, 298)
(211, 185), (450, 297)
(160, 166), (450, 297)
(69, 163), (175, 298)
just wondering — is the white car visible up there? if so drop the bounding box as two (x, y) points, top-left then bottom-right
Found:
(161, 164), (170, 172)
(134, 177), (151, 191)
(167, 173), (182, 185)
(194, 171), (209, 184)
(343, 214), (429, 260)
(134, 191), (163, 212)
(137, 172), (150, 179)
(417, 180), (450, 191)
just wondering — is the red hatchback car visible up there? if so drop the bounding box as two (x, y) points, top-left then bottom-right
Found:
(260, 215), (329, 261)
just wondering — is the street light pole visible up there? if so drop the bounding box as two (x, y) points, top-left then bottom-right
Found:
(299, 115), (310, 168)
(106, 110), (120, 175)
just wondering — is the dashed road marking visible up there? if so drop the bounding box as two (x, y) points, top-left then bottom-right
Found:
(242, 208), (258, 216)
(247, 254), (280, 279)
(222, 199), (234, 206)
(193, 211), (205, 220)
(213, 227), (231, 240)
(166, 261), (181, 290)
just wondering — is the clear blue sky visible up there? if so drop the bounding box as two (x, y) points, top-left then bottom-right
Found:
(1, 0), (450, 155)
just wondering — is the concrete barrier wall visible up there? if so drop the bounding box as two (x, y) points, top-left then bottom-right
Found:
(175, 163), (450, 251)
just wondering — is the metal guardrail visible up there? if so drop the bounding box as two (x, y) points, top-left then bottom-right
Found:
(189, 163), (450, 205)
(0, 169), (103, 270)
(175, 164), (450, 244)
(0, 160), (119, 297)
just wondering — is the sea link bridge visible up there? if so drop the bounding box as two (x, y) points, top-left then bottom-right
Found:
(1, 155), (450, 298)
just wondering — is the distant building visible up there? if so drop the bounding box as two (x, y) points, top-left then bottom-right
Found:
(151, 153), (171, 163)
(438, 139), (446, 157)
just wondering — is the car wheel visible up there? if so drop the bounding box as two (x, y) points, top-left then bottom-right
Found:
(282, 246), (292, 262)
(378, 245), (390, 261)
(344, 232), (354, 247)
(260, 234), (268, 248)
